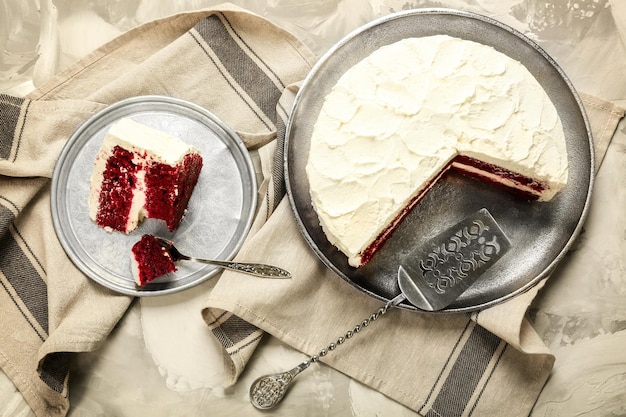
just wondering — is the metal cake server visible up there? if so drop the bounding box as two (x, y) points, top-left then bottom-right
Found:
(154, 237), (291, 279)
(396, 208), (511, 311)
(249, 208), (510, 409)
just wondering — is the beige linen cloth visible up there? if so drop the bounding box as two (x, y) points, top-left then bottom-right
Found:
(201, 95), (623, 417)
(0, 3), (623, 417)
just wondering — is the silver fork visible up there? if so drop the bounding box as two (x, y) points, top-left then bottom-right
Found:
(154, 237), (291, 279)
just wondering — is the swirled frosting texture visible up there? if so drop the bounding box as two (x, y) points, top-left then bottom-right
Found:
(306, 35), (568, 267)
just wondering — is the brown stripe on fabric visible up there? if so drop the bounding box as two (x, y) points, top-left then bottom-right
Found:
(188, 30), (270, 130)
(39, 352), (72, 395)
(210, 313), (260, 349)
(229, 332), (264, 356)
(204, 309), (230, 328)
(219, 14), (286, 90)
(0, 205), (49, 334)
(0, 94), (26, 161)
(271, 101), (288, 211)
(467, 343), (508, 416)
(0, 197), (17, 232)
(419, 316), (474, 413)
(0, 278), (46, 341)
(192, 14), (282, 128)
(424, 325), (502, 417)
(263, 185), (272, 223)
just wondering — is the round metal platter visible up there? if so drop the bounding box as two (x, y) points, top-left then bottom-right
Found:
(284, 9), (594, 312)
(51, 96), (257, 296)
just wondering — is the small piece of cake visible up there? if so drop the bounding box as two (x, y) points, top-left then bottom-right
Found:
(306, 35), (569, 268)
(89, 118), (203, 233)
(131, 234), (177, 286)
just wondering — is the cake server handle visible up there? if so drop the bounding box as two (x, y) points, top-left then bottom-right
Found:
(249, 294), (404, 409)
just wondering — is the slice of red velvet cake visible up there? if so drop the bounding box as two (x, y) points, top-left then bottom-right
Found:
(89, 118), (203, 233)
(131, 234), (177, 286)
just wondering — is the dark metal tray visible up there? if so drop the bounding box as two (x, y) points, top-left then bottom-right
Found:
(285, 9), (593, 312)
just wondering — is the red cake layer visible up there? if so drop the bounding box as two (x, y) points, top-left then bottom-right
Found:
(144, 153), (203, 231)
(357, 155), (547, 266)
(131, 234), (177, 286)
(95, 146), (138, 232)
(94, 148), (203, 233)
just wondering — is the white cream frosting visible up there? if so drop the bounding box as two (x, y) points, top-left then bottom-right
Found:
(306, 35), (568, 267)
(89, 118), (199, 233)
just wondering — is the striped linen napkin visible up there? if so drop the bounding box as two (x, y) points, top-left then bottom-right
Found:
(0, 4), (624, 417)
(0, 5), (315, 416)
(201, 93), (624, 417)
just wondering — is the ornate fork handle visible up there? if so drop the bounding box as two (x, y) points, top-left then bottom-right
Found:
(188, 257), (291, 278)
(154, 236), (291, 279)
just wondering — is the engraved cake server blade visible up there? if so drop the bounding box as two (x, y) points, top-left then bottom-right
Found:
(249, 208), (510, 409)
(396, 207), (511, 311)
(154, 237), (291, 279)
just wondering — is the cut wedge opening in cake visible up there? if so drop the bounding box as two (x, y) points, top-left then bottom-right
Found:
(356, 155), (549, 266)
(89, 118), (203, 234)
(305, 35), (569, 268)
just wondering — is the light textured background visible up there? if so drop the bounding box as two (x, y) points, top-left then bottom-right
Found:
(1, 0), (625, 416)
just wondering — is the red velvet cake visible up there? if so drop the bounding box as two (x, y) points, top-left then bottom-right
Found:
(131, 234), (177, 286)
(89, 118), (203, 233)
(306, 35), (569, 267)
